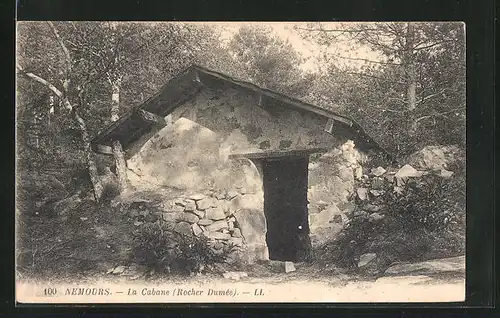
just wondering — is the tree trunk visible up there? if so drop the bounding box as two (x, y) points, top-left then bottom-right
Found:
(112, 139), (129, 193)
(109, 74), (129, 193)
(73, 109), (104, 201)
(404, 23), (417, 111)
(110, 77), (121, 122)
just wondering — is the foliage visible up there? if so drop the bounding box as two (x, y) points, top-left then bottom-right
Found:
(228, 26), (314, 97)
(132, 221), (235, 275)
(297, 22), (466, 158)
(318, 163), (466, 273)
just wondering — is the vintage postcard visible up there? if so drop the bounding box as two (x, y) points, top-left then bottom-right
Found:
(15, 21), (466, 303)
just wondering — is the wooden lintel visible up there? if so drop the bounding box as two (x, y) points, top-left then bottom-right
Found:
(228, 148), (328, 160)
(135, 108), (167, 125)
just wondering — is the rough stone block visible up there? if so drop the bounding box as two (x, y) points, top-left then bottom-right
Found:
(183, 200), (197, 212)
(357, 188), (369, 200)
(231, 228), (242, 238)
(285, 261), (296, 273)
(205, 207), (226, 220)
(225, 190), (239, 200)
(192, 209), (205, 218)
(189, 193), (206, 201)
(178, 212), (199, 224)
(228, 237), (243, 247)
(196, 198), (216, 210)
(233, 209), (266, 245)
(206, 220), (229, 232)
(174, 221), (193, 236)
(174, 198), (186, 206)
(162, 212), (180, 223)
(204, 231), (231, 240)
(192, 223), (203, 236)
(198, 218), (213, 226)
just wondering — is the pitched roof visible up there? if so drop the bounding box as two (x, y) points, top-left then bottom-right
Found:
(91, 65), (393, 160)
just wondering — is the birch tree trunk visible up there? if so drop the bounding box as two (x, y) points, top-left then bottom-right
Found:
(110, 77), (121, 122)
(17, 64), (105, 201)
(73, 109), (105, 201)
(404, 23), (417, 111)
(112, 139), (129, 193)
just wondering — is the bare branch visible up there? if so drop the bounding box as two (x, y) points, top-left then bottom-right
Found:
(17, 64), (63, 98)
(417, 88), (448, 105)
(346, 72), (405, 84)
(295, 27), (379, 33)
(17, 64), (73, 111)
(333, 53), (402, 66)
(413, 39), (453, 51)
(46, 22), (72, 70)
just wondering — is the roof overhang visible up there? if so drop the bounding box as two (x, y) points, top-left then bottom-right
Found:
(90, 65), (393, 161)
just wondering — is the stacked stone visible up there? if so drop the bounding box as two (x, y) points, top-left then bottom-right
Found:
(130, 191), (247, 253)
(307, 141), (364, 246)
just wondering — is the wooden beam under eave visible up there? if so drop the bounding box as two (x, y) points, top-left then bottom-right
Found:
(94, 144), (113, 155)
(135, 108), (167, 125)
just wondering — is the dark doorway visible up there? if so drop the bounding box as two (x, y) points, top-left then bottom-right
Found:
(262, 156), (312, 262)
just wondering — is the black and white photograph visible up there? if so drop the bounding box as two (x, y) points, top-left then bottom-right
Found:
(15, 21), (466, 303)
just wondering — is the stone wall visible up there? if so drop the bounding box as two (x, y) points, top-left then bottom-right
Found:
(124, 87), (372, 261)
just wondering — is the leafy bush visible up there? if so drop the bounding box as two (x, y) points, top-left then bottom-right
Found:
(319, 167), (465, 273)
(132, 221), (236, 275)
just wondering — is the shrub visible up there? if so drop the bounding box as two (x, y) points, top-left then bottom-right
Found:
(320, 167), (466, 273)
(132, 221), (236, 275)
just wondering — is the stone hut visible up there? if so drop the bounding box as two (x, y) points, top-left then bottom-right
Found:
(91, 65), (391, 264)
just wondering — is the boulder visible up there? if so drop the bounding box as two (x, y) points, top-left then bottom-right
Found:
(266, 260), (296, 273)
(174, 222), (193, 236)
(384, 255), (465, 276)
(395, 164), (425, 186)
(407, 145), (460, 171)
(222, 271), (248, 280)
(440, 169), (454, 178)
(370, 190), (385, 197)
(368, 212), (385, 222)
(357, 188), (369, 201)
(205, 207), (226, 220)
(285, 261), (296, 273)
(206, 220), (229, 232)
(358, 253), (377, 268)
(371, 166), (387, 177)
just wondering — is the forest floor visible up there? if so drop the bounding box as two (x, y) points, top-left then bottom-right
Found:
(16, 193), (465, 303)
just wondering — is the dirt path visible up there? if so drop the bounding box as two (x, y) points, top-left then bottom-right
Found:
(17, 257), (465, 303)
